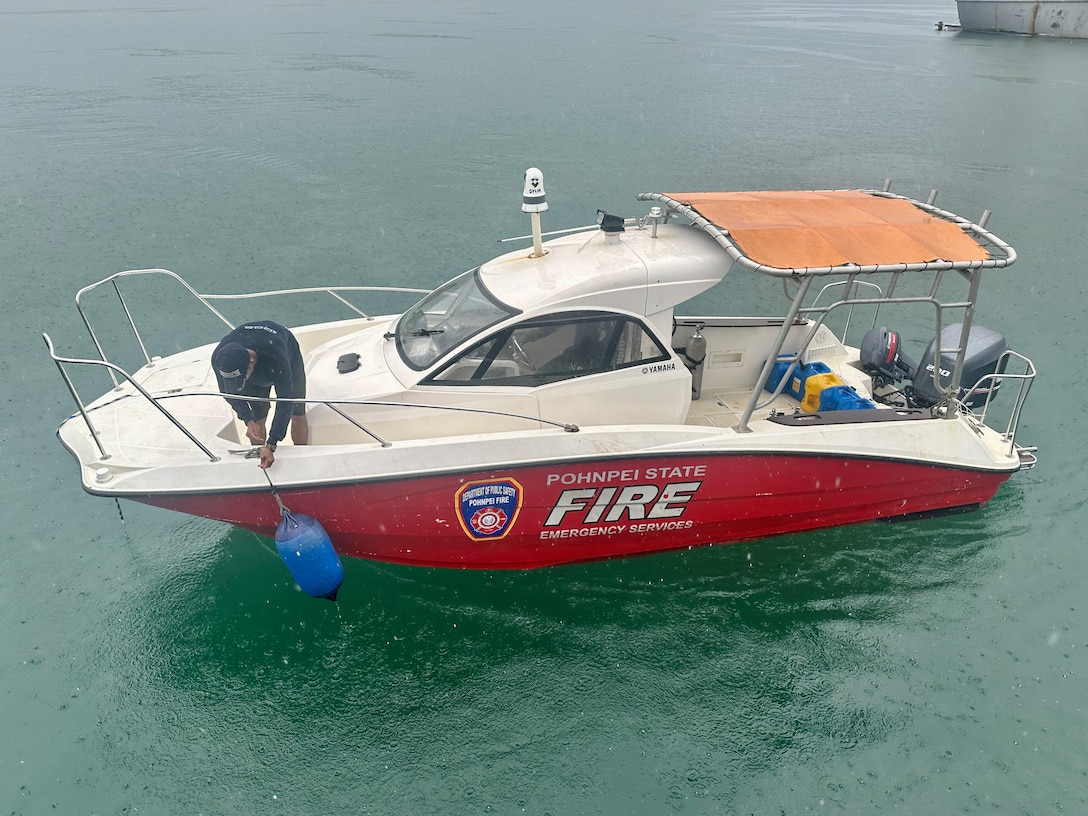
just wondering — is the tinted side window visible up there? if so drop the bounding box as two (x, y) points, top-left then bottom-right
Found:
(427, 313), (670, 386)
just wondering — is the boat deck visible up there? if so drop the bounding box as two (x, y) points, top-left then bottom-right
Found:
(685, 389), (800, 428)
(682, 351), (876, 429)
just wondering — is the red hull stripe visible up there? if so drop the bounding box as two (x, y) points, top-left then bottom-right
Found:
(136, 453), (1012, 569)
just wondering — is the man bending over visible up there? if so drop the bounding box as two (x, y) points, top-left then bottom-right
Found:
(212, 320), (308, 469)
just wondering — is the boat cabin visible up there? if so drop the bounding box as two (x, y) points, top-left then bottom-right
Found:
(301, 221), (724, 444)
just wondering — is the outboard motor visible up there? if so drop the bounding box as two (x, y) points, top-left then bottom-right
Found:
(860, 323), (1007, 409)
(911, 323), (1007, 408)
(860, 327), (918, 388)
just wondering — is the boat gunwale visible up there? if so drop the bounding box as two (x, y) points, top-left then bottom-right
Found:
(67, 440), (1023, 501)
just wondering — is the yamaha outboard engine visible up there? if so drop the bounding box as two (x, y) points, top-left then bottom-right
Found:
(860, 323), (1007, 409)
(860, 327), (918, 388)
(911, 323), (1007, 408)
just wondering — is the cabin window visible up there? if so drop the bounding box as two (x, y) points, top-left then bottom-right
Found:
(426, 311), (671, 386)
(395, 269), (518, 370)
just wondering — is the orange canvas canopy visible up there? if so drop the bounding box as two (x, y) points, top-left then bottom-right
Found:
(664, 190), (990, 269)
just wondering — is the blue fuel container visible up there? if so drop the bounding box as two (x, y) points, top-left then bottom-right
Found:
(765, 358), (796, 394)
(274, 510), (344, 601)
(765, 359), (832, 400)
(818, 385), (876, 411)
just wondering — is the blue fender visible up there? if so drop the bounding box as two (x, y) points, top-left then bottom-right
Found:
(274, 510), (344, 601)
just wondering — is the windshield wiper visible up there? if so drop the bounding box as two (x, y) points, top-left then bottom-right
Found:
(383, 328), (446, 339)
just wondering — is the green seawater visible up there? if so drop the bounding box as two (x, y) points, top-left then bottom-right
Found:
(2, 1), (1085, 813)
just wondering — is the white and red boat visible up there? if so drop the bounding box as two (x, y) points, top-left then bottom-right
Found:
(46, 176), (1037, 569)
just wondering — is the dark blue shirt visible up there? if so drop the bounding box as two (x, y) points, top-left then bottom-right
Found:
(213, 321), (305, 446)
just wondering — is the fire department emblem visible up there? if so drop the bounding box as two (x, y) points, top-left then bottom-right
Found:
(456, 478), (523, 541)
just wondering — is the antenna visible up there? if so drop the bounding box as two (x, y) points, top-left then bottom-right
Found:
(522, 167), (548, 258)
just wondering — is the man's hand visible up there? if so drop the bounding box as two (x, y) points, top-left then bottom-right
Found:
(246, 420), (267, 445)
(258, 445), (275, 469)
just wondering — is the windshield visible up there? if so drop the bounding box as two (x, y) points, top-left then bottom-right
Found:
(395, 269), (518, 370)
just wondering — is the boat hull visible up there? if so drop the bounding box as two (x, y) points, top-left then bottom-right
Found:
(133, 452), (1013, 569)
(956, 0), (1088, 37)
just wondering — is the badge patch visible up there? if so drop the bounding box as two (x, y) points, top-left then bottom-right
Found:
(456, 478), (523, 541)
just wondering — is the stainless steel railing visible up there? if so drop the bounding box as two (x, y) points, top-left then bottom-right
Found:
(43, 335), (579, 463)
(43, 333), (221, 462)
(962, 349), (1037, 458)
(73, 268), (428, 388)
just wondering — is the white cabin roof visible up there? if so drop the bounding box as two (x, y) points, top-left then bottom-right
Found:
(478, 223), (730, 318)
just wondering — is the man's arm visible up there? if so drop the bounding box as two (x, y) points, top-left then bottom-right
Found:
(264, 341), (301, 448)
(215, 372), (253, 424)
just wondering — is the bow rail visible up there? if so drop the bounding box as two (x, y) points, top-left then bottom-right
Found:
(73, 268), (428, 389)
